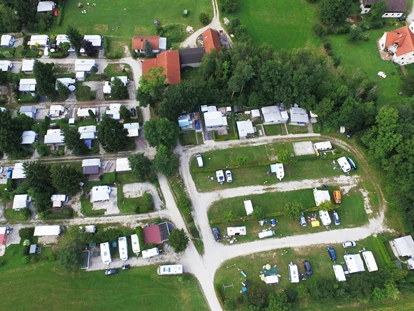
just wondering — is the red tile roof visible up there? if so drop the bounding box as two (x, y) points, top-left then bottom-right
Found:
(202, 28), (221, 53)
(385, 25), (414, 56)
(143, 225), (162, 244)
(142, 50), (181, 84)
(132, 36), (160, 51)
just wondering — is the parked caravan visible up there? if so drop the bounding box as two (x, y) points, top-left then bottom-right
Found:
(258, 230), (275, 239)
(131, 234), (140, 255)
(157, 264), (183, 275)
(337, 157), (351, 173)
(33, 225), (61, 236)
(142, 247), (160, 258)
(313, 141), (332, 151)
(100, 242), (112, 265)
(319, 210), (332, 226)
(118, 237), (128, 261)
(288, 262), (299, 283)
(333, 264), (346, 282)
(362, 251), (378, 272)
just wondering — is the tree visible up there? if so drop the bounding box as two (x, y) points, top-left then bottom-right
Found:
(369, 0), (388, 22)
(319, 0), (352, 25)
(402, 72), (414, 96)
(143, 39), (153, 57)
(0, 110), (26, 156)
(318, 200), (335, 211)
(51, 165), (83, 196)
(63, 127), (89, 155)
(136, 66), (167, 107)
(153, 144), (179, 176)
(0, 4), (21, 32)
(111, 77), (129, 100)
(349, 24), (362, 41)
(33, 142), (49, 157)
(58, 227), (87, 271)
(248, 286), (267, 308)
(33, 60), (56, 99)
(199, 11), (210, 25)
(252, 206), (265, 221)
(67, 26), (83, 53)
(120, 105), (131, 120)
(144, 118), (180, 148)
(56, 80), (71, 101)
(81, 39), (97, 57)
(221, 0), (238, 13)
(267, 292), (291, 311)
(128, 153), (153, 181)
(98, 114), (128, 152)
(284, 202), (304, 219)
(168, 229), (189, 253)
(228, 61), (255, 100)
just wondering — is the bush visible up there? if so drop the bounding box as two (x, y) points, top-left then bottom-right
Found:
(20, 208), (32, 220)
(22, 246), (30, 256)
(19, 227), (35, 240)
(21, 256), (29, 264)
(199, 11), (211, 25)
(313, 24), (327, 37)
(49, 254), (58, 261)
(323, 41), (331, 50)
(43, 208), (74, 219)
(337, 25), (351, 34)
(135, 226), (145, 251)
(49, 51), (69, 58)
(143, 192), (153, 209)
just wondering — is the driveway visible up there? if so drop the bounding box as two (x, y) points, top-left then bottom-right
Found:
(122, 182), (163, 210)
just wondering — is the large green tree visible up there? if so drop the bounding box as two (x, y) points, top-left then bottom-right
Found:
(136, 66), (166, 107)
(51, 165), (83, 196)
(128, 153), (153, 181)
(67, 26), (83, 54)
(98, 114), (128, 152)
(0, 4), (21, 31)
(58, 227), (88, 271)
(319, 0), (351, 25)
(267, 292), (291, 311)
(0, 110), (26, 156)
(63, 127), (89, 155)
(33, 61), (56, 99)
(144, 118), (180, 148)
(110, 77), (129, 100)
(168, 229), (189, 253)
(153, 144), (179, 176)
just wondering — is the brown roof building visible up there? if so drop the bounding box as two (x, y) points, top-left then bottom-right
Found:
(142, 50), (181, 84)
(361, 0), (407, 15)
(379, 22), (414, 65)
(202, 28), (221, 53)
(132, 36), (167, 53)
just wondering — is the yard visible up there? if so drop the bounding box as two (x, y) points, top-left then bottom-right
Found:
(208, 187), (368, 243)
(0, 245), (208, 311)
(214, 236), (407, 311)
(263, 124), (286, 136)
(179, 130), (203, 146)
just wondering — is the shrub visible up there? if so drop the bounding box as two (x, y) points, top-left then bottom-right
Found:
(49, 254), (58, 261)
(323, 41), (331, 50)
(20, 208), (32, 220)
(313, 24), (327, 37)
(21, 256), (29, 264)
(19, 227), (35, 240)
(22, 246), (30, 256)
(337, 25), (351, 34)
(135, 226), (145, 251)
(199, 11), (211, 25)
(143, 192), (153, 209)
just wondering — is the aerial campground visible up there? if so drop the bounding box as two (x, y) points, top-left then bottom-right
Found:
(2, 0), (414, 310)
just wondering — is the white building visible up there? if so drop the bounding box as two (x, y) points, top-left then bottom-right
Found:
(1, 35), (14, 47)
(390, 235), (414, 258)
(19, 79), (37, 92)
(236, 120), (255, 139)
(362, 251), (378, 272)
(100, 242), (112, 265)
(56, 34), (70, 46)
(344, 254), (365, 274)
(49, 105), (65, 118)
(131, 234), (141, 255)
(123, 123), (140, 137)
(12, 163), (26, 179)
(75, 59), (96, 72)
(261, 106), (288, 124)
(51, 194), (68, 208)
(270, 163), (285, 181)
(12, 194), (31, 211)
(55, 78), (76, 91)
(0, 60), (12, 72)
(360, 0), (406, 18)
(78, 125), (97, 140)
(379, 22), (414, 65)
(83, 35), (103, 47)
(77, 107), (97, 118)
(34, 225), (61, 236)
(290, 106), (309, 125)
(106, 103), (121, 120)
(44, 129), (65, 145)
(82, 158), (101, 175)
(244, 200), (254, 215)
(22, 59), (35, 73)
(204, 111), (227, 128)
(116, 158), (132, 172)
(91, 186), (111, 202)
(111, 76), (129, 85)
(37, 1), (56, 12)
(21, 131), (37, 145)
(28, 35), (49, 46)
(227, 226), (247, 236)
(19, 106), (37, 118)
(333, 264), (346, 282)
(313, 188), (331, 206)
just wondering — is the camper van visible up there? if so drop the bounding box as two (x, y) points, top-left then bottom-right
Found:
(196, 154), (203, 168)
(362, 251), (378, 272)
(100, 242), (112, 265)
(337, 157), (351, 173)
(131, 234), (140, 255)
(313, 141), (332, 151)
(118, 237), (128, 261)
(318, 210), (332, 226)
(288, 262), (299, 283)
(157, 264), (183, 275)
(258, 230), (275, 239)
(142, 247), (160, 259)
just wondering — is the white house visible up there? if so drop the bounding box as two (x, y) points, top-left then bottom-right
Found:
(244, 200), (254, 215)
(100, 242), (112, 265)
(83, 35), (103, 47)
(91, 186), (111, 202)
(379, 22), (414, 65)
(19, 106), (37, 118)
(78, 125), (97, 140)
(19, 79), (37, 92)
(75, 59), (96, 72)
(51, 194), (68, 208)
(313, 188), (331, 206)
(360, 0), (406, 18)
(28, 35), (49, 46)
(390, 235), (414, 258)
(261, 106), (288, 124)
(344, 254), (365, 274)
(204, 111), (228, 128)
(123, 123), (140, 137)
(12, 163), (26, 179)
(49, 105), (65, 118)
(22, 59), (35, 73)
(0, 60), (12, 72)
(44, 129), (65, 145)
(227, 226), (247, 236)
(116, 158), (132, 172)
(1, 35), (14, 47)
(12, 194), (31, 211)
(33, 225), (61, 236)
(290, 106), (309, 125)
(106, 103), (121, 120)
(37, 1), (56, 12)
(77, 107), (97, 118)
(236, 120), (255, 139)
(21, 131), (38, 145)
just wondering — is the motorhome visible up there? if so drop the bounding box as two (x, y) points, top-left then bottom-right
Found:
(118, 237), (128, 261)
(318, 210), (332, 226)
(288, 262), (299, 283)
(337, 157), (351, 173)
(313, 141), (332, 151)
(362, 251), (378, 272)
(258, 230), (275, 239)
(157, 264), (183, 275)
(142, 247), (160, 259)
(100, 242), (112, 265)
(131, 234), (141, 255)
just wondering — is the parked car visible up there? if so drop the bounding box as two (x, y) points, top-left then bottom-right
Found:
(216, 170), (225, 184)
(130, 108), (136, 117)
(342, 241), (356, 248)
(105, 269), (119, 276)
(196, 154), (204, 168)
(346, 130), (354, 139)
(225, 170), (232, 183)
(212, 227), (221, 241)
(122, 264), (131, 270)
(398, 16), (407, 22)
(332, 211), (340, 226)
(7, 168), (13, 178)
(299, 214), (307, 227)
(327, 246), (337, 261)
(195, 120), (201, 130)
(270, 219), (277, 227)
(303, 260), (313, 276)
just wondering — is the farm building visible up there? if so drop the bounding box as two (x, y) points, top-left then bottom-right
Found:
(202, 28), (221, 53)
(132, 35), (167, 53)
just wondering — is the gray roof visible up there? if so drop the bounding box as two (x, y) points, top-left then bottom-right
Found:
(179, 48), (205, 65)
(19, 106), (36, 113)
(83, 165), (100, 175)
(362, 0), (407, 12)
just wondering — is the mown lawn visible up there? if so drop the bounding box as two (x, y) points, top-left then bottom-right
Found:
(0, 245), (208, 311)
(208, 187), (368, 243)
(264, 124), (286, 136)
(227, 0), (320, 50)
(179, 130), (202, 146)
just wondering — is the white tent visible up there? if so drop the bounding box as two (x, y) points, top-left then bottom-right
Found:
(12, 194), (30, 211)
(123, 123), (140, 137)
(227, 226), (247, 236)
(91, 186), (111, 202)
(34, 225), (61, 236)
(21, 131), (37, 144)
(333, 265), (346, 282)
(244, 200), (254, 215)
(265, 275), (279, 284)
(236, 120), (254, 139)
(0, 60), (12, 72)
(116, 158), (132, 172)
(313, 188), (331, 206)
(391, 235), (414, 257)
(344, 254), (365, 274)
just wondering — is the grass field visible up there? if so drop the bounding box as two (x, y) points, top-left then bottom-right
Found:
(214, 236), (401, 311)
(227, 0), (320, 50)
(208, 187), (368, 242)
(0, 245), (208, 311)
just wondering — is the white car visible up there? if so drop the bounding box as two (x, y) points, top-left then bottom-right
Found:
(225, 170), (232, 183)
(342, 241), (356, 248)
(216, 170), (225, 184)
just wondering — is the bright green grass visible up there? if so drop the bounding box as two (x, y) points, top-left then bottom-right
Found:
(180, 130), (202, 146)
(264, 124), (286, 136)
(52, 0), (212, 40)
(0, 245), (208, 311)
(287, 125), (308, 134)
(229, 0), (320, 50)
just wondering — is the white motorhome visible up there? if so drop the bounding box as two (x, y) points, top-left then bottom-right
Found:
(118, 237), (128, 261)
(157, 264), (183, 275)
(362, 251), (378, 272)
(131, 234), (141, 255)
(319, 210), (332, 226)
(142, 247), (160, 259)
(288, 262), (299, 283)
(337, 156), (351, 173)
(333, 264), (346, 282)
(313, 141), (332, 151)
(100, 242), (112, 265)
(33, 225), (61, 236)
(258, 230), (275, 239)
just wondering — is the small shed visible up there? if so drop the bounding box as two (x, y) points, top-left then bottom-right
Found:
(227, 226), (247, 236)
(82, 158), (101, 175)
(244, 200), (254, 215)
(12, 194), (31, 211)
(344, 254), (365, 274)
(250, 109), (261, 120)
(313, 188), (331, 206)
(144, 222), (171, 244)
(29, 244), (40, 254)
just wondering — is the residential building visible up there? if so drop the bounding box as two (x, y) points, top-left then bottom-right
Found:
(379, 22), (414, 65)
(390, 235), (414, 258)
(123, 123), (140, 137)
(78, 125), (97, 140)
(290, 106), (309, 125)
(142, 50), (181, 84)
(49, 105), (65, 118)
(12, 194), (31, 211)
(0, 60), (12, 72)
(28, 35), (49, 46)
(91, 186), (111, 202)
(75, 59), (96, 72)
(106, 103), (121, 120)
(21, 131), (38, 145)
(236, 120), (255, 139)
(179, 48), (205, 68)
(33, 225), (61, 236)
(11, 163), (26, 179)
(82, 158), (101, 175)
(360, 0), (407, 18)
(132, 36), (167, 53)
(37, 1), (56, 12)
(22, 59), (35, 73)
(83, 35), (103, 47)
(19, 106), (37, 118)
(19, 79), (37, 92)
(115, 158), (132, 172)
(55, 78), (76, 91)
(202, 28), (221, 53)
(44, 129), (65, 145)
(0, 35), (14, 47)
(261, 106), (288, 124)
(56, 34), (70, 46)
(77, 107), (97, 118)
(51, 194), (68, 208)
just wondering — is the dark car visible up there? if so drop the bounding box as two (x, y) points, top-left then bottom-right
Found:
(332, 211), (340, 226)
(130, 108), (137, 118)
(303, 260), (313, 276)
(398, 16), (407, 22)
(212, 227), (220, 241)
(195, 120), (201, 130)
(346, 130), (354, 139)
(122, 264), (131, 270)
(105, 269), (119, 276)
(327, 246), (337, 261)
